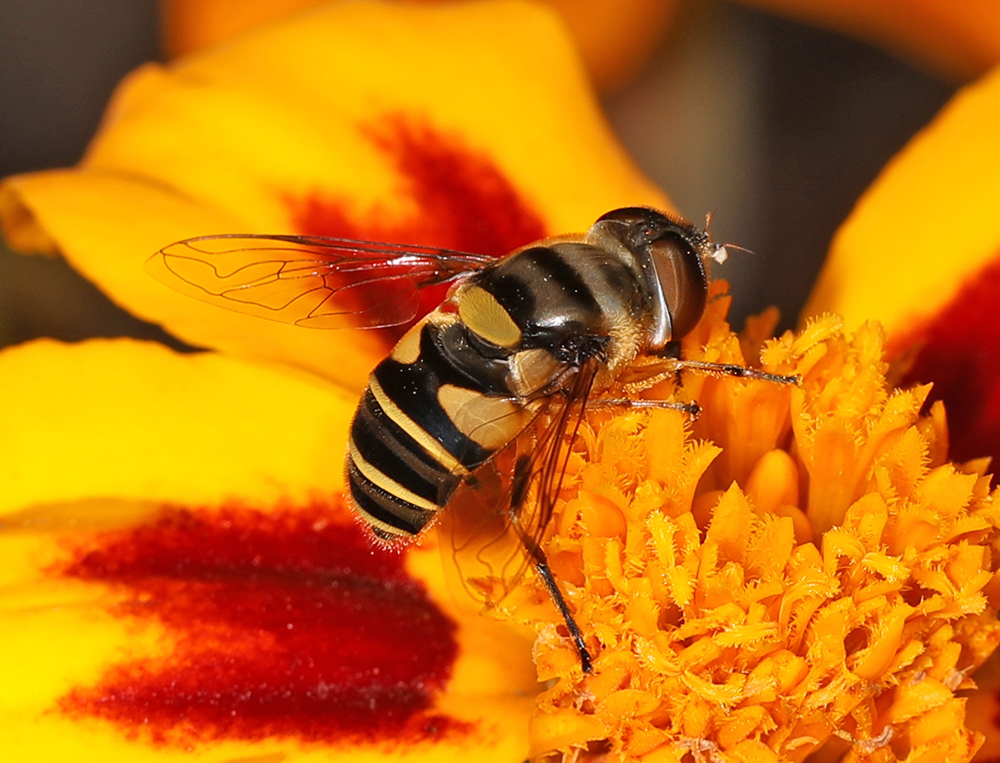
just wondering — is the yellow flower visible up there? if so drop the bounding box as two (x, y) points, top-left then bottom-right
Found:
(505, 287), (1000, 761)
(0, 1), (664, 760)
(5, 1), (1000, 762)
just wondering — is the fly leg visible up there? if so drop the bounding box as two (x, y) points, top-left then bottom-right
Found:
(510, 455), (594, 674)
(664, 359), (800, 386)
(598, 359), (798, 417)
(618, 357), (799, 388)
(532, 549), (593, 673)
(586, 398), (701, 416)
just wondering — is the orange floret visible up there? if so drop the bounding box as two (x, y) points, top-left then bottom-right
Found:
(511, 282), (1000, 763)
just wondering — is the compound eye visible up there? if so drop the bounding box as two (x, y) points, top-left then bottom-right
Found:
(597, 207), (672, 231)
(651, 235), (707, 341)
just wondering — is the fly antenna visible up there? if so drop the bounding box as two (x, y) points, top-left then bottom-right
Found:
(701, 210), (756, 258)
(723, 241), (756, 256)
(706, 210), (757, 263)
(702, 211), (734, 264)
(711, 240), (754, 265)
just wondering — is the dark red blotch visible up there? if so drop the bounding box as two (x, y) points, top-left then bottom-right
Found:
(57, 504), (468, 747)
(894, 253), (1000, 466)
(288, 114), (547, 341)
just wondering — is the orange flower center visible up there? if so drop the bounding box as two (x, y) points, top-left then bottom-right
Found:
(507, 284), (1000, 763)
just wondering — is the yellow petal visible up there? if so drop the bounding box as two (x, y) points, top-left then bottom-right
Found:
(805, 65), (1000, 465)
(2, 504), (536, 762)
(806, 67), (1000, 335)
(0, 339), (536, 760)
(161, 0), (680, 92)
(0, 338), (354, 513)
(0, 0), (667, 392)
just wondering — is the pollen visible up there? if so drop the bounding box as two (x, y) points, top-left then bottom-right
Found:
(511, 283), (1000, 763)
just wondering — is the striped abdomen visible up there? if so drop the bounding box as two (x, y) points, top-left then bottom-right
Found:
(346, 242), (648, 543)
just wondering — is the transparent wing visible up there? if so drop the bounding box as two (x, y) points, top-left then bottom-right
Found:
(439, 359), (601, 612)
(147, 234), (495, 329)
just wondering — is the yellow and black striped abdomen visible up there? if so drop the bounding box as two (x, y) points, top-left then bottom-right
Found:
(346, 243), (647, 543)
(347, 384), (463, 542)
(346, 311), (523, 542)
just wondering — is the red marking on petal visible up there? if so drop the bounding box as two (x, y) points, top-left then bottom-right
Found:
(287, 115), (547, 342)
(893, 253), (1000, 466)
(57, 503), (469, 747)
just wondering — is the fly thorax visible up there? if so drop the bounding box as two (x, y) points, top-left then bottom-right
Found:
(449, 242), (653, 398)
